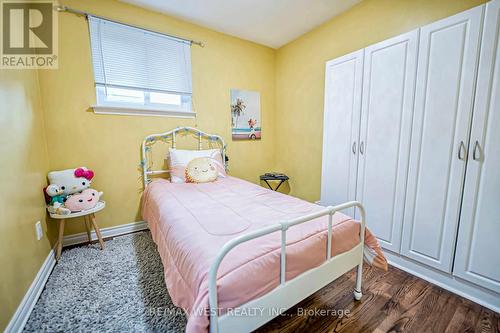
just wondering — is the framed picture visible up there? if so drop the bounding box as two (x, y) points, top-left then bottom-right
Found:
(230, 89), (261, 140)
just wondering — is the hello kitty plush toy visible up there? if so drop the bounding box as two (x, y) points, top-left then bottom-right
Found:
(48, 167), (94, 196)
(47, 167), (102, 213)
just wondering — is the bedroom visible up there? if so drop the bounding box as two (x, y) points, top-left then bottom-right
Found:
(1, 0), (499, 332)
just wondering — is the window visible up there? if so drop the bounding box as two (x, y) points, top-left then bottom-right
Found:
(88, 16), (194, 117)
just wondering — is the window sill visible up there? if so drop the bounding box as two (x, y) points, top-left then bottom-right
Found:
(92, 105), (196, 118)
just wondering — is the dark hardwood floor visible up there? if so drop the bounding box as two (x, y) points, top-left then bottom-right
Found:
(255, 265), (499, 333)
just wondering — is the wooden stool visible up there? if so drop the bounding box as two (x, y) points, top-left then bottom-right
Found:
(50, 201), (106, 260)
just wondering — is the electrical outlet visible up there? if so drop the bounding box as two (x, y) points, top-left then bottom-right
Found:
(35, 221), (43, 240)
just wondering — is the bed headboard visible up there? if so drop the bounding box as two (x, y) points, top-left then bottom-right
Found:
(141, 127), (227, 188)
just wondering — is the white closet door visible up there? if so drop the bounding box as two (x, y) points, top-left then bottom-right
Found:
(454, 0), (500, 293)
(401, 6), (483, 272)
(356, 30), (418, 253)
(320, 50), (363, 217)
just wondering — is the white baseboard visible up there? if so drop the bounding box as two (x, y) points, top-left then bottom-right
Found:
(62, 221), (149, 247)
(4, 248), (56, 333)
(5, 221), (149, 333)
(385, 251), (500, 313)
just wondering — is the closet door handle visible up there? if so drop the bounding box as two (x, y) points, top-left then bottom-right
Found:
(473, 140), (481, 161)
(359, 141), (365, 155)
(458, 141), (467, 160)
(352, 142), (357, 154)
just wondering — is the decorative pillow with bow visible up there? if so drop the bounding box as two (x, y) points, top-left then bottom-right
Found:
(48, 167), (94, 196)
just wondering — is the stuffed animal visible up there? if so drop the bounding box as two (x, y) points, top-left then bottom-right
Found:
(185, 157), (218, 183)
(45, 184), (71, 215)
(65, 189), (103, 212)
(48, 167), (94, 196)
(46, 167), (101, 214)
(46, 184), (66, 205)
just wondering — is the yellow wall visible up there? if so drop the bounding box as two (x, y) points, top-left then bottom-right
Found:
(38, 0), (277, 235)
(0, 70), (52, 329)
(274, 0), (486, 202)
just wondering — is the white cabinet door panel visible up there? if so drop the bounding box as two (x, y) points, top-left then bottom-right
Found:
(320, 50), (363, 217)
(454, 0), (500, 294)
(356, 30), (418, 253)
(401, 6), (483, 272)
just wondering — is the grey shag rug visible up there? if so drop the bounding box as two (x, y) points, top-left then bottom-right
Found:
(24, 232), (187, 332)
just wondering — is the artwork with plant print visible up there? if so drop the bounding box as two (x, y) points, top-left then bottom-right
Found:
(230, 89), (261, 140)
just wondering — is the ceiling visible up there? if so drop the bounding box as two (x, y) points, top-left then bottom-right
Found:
(119, 0), (362, 48)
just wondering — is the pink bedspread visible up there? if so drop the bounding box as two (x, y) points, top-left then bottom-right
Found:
(142, 177), (387, 333)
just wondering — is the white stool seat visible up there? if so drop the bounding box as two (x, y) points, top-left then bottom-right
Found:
(49, 201), (106, 219)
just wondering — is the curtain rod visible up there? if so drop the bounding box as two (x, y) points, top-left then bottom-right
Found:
(54, 5), (205, 47)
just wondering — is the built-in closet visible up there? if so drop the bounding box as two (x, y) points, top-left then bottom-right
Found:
(320, 0), (500, 311)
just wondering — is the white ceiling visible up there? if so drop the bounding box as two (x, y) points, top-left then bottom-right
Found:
(119, 0), (362, 48)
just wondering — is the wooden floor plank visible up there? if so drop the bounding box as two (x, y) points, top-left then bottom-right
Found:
(476, 308), (499, 333)
(324, 271), (409, 333)
(403, 286), (455, 333)
(445, 298), (483, 333)
(256, 265), (499, 333)
(371, 274), (431, 333)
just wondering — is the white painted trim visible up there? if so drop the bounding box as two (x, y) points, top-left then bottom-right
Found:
(93, 105), (196, 118)
(4, 249), (57, 333)
(62, 221), (149, 247)
(385, 251), (500, 313)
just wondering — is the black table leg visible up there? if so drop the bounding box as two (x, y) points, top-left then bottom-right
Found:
(263, 179), (286, 191)
(274, 180), (285, 191)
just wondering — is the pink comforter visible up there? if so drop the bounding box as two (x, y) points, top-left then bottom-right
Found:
(142, 177), (387, 333)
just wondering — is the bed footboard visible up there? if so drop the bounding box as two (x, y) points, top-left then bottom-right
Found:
(208, 201), (366, 333)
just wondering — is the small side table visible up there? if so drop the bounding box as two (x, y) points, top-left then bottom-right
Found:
(260, 173), (289, 191)
(50, 201), (106, 260)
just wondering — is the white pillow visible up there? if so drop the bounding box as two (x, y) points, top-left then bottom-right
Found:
(168, 148), (226, 183)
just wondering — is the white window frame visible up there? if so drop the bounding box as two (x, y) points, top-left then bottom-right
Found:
(93, 85), (195, 118)
(88, 16), (195, 118)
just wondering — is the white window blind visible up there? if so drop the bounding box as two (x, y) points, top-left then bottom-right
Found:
(88, 16), (194, 117)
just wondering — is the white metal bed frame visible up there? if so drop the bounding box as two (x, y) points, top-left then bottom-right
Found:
(141, 127), (365, 333)
(141, 126), (227, 188)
